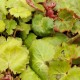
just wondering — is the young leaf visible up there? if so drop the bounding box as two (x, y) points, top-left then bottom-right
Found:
(5, 20), (17, 35)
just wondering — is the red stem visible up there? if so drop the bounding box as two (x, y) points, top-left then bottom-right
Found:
(26, 0), (44, 12)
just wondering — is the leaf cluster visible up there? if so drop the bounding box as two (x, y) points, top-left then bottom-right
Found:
(0, 0), (80, 80)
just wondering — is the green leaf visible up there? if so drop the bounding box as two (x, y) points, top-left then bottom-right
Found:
(20, 0), (35, 11)
(58, 9), (73, 21)
(54, 20), (73, 32)
(32, 14), (54, 36)
(54, 43), (78, 60)
(18, 22), (31, 40)
(20, 23), (31, 34)
(20, 66), (41, 80)
(0, 11), (6, 20)
(0, 36), (6, 45)
(30, 57), (49, 80)
(60, 66), (80, 80)
(24, 33), (37, 48)
(6, 0), (22, 8)
(30, 40), (55, 80)
(53, 1), (80, 33)
(53, 0), (70, 10)
(35, 3), (45, 12)
(0, 20), (5, 32)
(21, 16), (32, 22)
(33, 0), (46, 3)
(54, 9), (76, 32)
(0, 37), (29, 73)
(48, 60), (71, 80)
(9, 7), (31, 18)
(54, 0), (80, 17)
(0, 0), (7, 15)
(32, 0), (46, 12)
(76, 46), (80, 57)
(71, 20), (80, 34)
(5, 20), (17, 35)
(42, 33), (69, 46)
(49, 60), (71, 75)
(6, 0), (35, 11)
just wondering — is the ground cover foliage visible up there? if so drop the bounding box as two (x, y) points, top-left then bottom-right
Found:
(0, 0), (80, 80)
